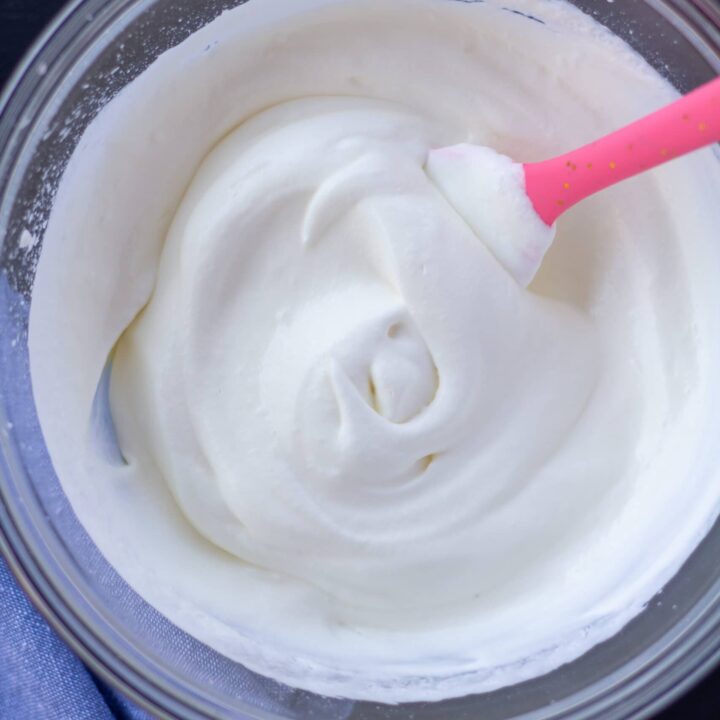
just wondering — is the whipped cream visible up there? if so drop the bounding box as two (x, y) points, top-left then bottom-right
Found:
(29, 0), (720, 702)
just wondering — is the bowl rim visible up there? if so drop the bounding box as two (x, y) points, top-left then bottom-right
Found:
(0, 0), (135, 712)
(1, 1), (719, 718)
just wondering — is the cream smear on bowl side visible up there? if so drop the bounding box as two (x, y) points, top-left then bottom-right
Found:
(28, 0), (720, 702)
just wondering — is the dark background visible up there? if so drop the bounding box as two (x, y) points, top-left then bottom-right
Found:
(0, 0), (718, 718)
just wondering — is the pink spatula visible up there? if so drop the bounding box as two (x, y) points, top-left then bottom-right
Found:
(427, 76), (720, 286)
(524, 76), (720, 226)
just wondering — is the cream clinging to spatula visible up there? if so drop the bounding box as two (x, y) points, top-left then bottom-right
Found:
(428, 75), (720, 287)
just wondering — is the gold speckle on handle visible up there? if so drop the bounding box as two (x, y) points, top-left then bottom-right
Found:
(660, 148), (668, 156)
(563, 182), (570, 190)
(586, 163), (593, 169)
(556, 199), (565, 206)
(699, 122), (707, 132)
(609, 161), (616, 169)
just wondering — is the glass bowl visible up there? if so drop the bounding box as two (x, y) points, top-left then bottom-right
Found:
(0, 0), (719, 718)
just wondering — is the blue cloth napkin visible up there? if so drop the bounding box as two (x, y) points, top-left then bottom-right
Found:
(0, 554), (150, 720)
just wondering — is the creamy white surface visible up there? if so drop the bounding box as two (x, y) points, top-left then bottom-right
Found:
(29, 0), (720, 703)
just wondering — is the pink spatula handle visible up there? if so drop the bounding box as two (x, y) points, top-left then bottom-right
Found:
(524, 76), (720, 226)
